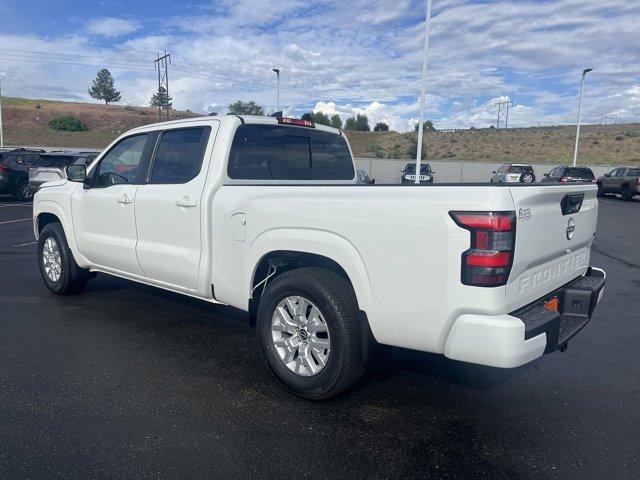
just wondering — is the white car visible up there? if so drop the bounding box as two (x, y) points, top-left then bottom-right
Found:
(33, 115), (605, 399)
(491, 163), (536, 183)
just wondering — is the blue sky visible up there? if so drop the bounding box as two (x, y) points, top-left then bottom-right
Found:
(1, 0), (639, 131)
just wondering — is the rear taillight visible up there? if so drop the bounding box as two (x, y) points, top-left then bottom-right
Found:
(637, 178), (640, 186)
(560, 176), (568, 182)
(450, 211), (516, 287)
(0, 163), (6, 171)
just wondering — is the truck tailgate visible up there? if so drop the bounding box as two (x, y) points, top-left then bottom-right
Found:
(506, 184), (598, 312)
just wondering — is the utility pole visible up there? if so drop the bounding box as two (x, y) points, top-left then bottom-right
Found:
(414, 0), (433, 184)
(572, 68), (593, 167)
(494, 99), (513, 129)
(154, 51), (171, 120)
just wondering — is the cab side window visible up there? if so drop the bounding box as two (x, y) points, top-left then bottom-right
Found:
(614, 168), (625, 177)
(149, 127), (210, 184)
(92, 134), (148, 187)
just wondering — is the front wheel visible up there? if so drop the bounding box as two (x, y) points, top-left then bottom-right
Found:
(256, 267), (365, 400)
(38, 222), (90, 294)
(621, 186), (633, 201)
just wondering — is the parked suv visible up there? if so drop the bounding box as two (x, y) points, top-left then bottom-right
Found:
(490, 163), (535, 183)
(0, 148), (46, 200)
(596, 166), (640, 200)
(28, 153), (100, 194)
(401, 163), (434, 183)
(542, 165), (595, 183)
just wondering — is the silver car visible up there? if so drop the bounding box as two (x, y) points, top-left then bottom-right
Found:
(28, 153), (100, 194)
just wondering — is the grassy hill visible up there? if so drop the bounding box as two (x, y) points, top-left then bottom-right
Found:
(1, 97), (198, 149)
(2, 97), (639, 165)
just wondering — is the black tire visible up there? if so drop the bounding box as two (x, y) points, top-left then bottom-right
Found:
(521, 173), (534, 183)
(38, 222), (90, 295)
(256, 267), (365, 400)
(621, 186), (632, 201)
(14, 180), (33, 202)
(596, 183), (604, 197)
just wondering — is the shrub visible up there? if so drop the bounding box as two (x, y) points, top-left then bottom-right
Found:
(615, 135), (624, 141)
(35, 103), (42, 109)
(48, 116), (88, 132)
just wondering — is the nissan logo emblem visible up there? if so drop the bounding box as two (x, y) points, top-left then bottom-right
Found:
(566, 217), (576, 240)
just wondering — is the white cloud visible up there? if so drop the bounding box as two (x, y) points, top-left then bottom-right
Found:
(87, 17), (140, 37)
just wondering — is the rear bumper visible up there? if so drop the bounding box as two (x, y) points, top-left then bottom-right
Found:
(444, 267), (605, 368)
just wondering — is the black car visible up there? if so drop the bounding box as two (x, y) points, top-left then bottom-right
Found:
(0, 148), (46, 201)
(401, 163), (434, 184)
(542, 165), (595, 183)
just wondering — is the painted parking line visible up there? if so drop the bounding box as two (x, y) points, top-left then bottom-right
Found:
(13, 241), (37, 247)
(0, 218), (31, 225)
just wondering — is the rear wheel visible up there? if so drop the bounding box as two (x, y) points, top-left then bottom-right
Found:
(38, 222), (90, 294)
(256, 267), (365, 400)
(596, 183), (604, 197)
(621, 185), (633, 201)
(15, 180), (33, 202)
(521, 173), (534, 183)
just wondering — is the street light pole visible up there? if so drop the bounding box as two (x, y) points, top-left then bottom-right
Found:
(272, 68), (280, 113)
(414, 0), (433, 184)
(572, 68), (593, 167)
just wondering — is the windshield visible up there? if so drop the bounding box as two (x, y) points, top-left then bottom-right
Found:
(405, 164), (432, 174)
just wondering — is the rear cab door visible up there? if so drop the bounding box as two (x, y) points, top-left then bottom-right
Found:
(134, 120), (219, 291)
(505, 184), (598, 312)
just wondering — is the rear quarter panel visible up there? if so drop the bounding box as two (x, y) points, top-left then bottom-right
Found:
(211, 185), (516, 353)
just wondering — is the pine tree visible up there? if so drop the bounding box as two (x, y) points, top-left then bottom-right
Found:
(88, 69), (121, 104)
(150, 86), (173, 110)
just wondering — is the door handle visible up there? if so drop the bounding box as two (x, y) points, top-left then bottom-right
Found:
(117, 194), (133, 204)
(175, 197), (197, 208)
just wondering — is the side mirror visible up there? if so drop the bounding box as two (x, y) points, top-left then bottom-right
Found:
(543, 173), (549, 177)
(604, 173), (611, 178)
(66, 164), (86, 183)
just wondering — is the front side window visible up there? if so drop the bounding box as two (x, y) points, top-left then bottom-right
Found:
(614, 168), (625, 177)
(150, 127), (210, 184)
(228, 125), (354, 180)
(93, 134), (148, 187)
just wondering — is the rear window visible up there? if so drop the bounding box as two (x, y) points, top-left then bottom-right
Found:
(405, 164), (432, 174)
(228, 125), (355, 180)
(510, 165), (533, 173)
(37, 155), (78, 168)
(566, 168), (594, 178)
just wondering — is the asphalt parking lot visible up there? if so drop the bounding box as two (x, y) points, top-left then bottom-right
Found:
(0, 195), (638, 480)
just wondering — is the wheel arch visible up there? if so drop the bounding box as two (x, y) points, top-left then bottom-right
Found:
(34, 201), (91, 269)
(243, 229), (375, 329)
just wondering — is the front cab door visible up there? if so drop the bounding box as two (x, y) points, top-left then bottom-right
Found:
(71, 133), (154, 276)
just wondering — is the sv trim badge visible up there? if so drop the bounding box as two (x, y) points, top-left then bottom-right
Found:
(566, 217), (576, 240)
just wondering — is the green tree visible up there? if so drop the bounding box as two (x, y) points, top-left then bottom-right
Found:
(227, 100), (265, 116)
(150, 86), (173, 110)
(414, 120), (436, 132)
(374, 122), (389, 132)
(344, 116), (358, 130)
(356, 114), (370, 131)
(88, 69), (121, 104)
(301, 111), (331, 126)
(330, 114), (342, 129)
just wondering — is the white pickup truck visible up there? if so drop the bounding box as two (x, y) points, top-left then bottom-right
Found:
(33, 115), (606, 399)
